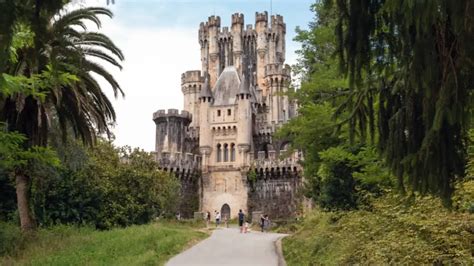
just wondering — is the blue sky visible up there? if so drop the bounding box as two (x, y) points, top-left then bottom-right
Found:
(81, 0), (315, 151)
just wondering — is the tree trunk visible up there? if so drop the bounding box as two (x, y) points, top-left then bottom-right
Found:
(15, 173), (36, 231)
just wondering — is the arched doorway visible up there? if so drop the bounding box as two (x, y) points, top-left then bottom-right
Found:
(220, 204), (231, 220)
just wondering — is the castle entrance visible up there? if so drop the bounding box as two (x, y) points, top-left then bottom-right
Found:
(220, 204), (231, 220)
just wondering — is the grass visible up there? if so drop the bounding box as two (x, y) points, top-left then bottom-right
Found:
(282, 185), (474, 265)
(1, 221), (208, 266)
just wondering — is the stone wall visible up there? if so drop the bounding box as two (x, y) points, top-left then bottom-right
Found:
(169, 169), (201, 219)
(247, 174), (301, 220)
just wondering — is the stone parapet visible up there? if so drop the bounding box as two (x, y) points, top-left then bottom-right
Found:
(264, 63), (291, 77)
(231, 13), (244, 25)
(153, 109), (192, 121)
(181, 70), (203, 85)
(156, 151), (201, 171)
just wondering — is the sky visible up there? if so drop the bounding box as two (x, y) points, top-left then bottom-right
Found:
(79, 0), (315, 151)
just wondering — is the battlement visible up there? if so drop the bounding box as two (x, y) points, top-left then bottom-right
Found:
(255, 11), (268, 23)
(199, 22), (208, 41)
(208, 15), (221, 28)
(181, 70), (203, 84)
(264, 63), (291, 77)
(153, 109), (192, 121)
(231, 13), (244, 25)
(271, 14), (284, 26)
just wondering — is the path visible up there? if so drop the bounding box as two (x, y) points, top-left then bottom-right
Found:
(166, 227), (287, 266)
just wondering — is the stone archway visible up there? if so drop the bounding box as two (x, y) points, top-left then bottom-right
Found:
(220, 203), (231, 220)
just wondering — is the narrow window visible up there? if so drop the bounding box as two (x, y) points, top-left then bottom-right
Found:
(227, 109), (231, 116)
(224, 143), (229, 162)
(217, 110), (221, 116)
(230, 143), (236, 161)
(217, 144), (222, 162)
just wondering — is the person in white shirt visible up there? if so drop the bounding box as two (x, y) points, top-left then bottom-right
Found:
(215, 211), (221, 227)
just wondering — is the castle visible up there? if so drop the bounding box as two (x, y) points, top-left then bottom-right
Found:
(153, 12), (302, 220)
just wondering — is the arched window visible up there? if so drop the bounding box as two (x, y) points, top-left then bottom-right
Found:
(217, 144), (222, 162)
(230, 143), (236, 161)
(223, 143), (229, 162)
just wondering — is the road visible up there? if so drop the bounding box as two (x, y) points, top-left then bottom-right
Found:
(166, 227), (287, 266)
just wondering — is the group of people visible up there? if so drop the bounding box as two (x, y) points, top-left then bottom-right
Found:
(205, 210), (229, 228)
(204, 209), (271, 232)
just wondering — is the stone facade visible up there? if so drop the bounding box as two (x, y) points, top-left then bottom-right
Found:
(153, 11), (302, 219)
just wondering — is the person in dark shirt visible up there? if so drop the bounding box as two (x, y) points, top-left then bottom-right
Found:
(238, 209), (245, 233)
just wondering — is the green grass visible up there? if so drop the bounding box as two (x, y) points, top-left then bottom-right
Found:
(1, 221), (208, 266)
(283, 186), (474, 265)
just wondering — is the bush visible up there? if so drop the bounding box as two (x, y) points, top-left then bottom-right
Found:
(309, 145), (394, 211)
(0, 222), (24, 256)
(26, 141), (181, 229)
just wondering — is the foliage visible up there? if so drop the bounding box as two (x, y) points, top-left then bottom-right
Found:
(329, 0), (474, 200)
(27, 140), (180, 229)
(0, 222), (23, 257)
(317, 147), (358, 210)
(1, 2), (124, 231)
(467, 129), (474, 178)
(0, 222), (208, 265)
(313, 145), (392, 210)
(283, 191), (474, 265)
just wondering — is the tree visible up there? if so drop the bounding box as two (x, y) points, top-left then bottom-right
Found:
(330, 0), (474, 201)
(1, 5), (123, 231)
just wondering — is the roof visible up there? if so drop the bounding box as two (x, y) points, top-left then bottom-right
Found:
(199, 74), (213, 98)
(212, 66), (241, 106)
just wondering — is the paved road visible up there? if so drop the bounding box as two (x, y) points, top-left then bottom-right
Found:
(166, 227), (287, 266)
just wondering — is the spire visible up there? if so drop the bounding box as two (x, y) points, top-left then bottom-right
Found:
(237, 73), (251, 96)
(199, 73), (213, 99)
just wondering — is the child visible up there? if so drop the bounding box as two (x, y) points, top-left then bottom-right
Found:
(244, 221), (250, 233)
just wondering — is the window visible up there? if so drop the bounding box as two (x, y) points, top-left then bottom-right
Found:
(227, 109), (231, 116)
(223, 143), (229, 162)
(216, 144), (222, 162)
(230, 143), (236, 161)
(217, 110), (221, 116)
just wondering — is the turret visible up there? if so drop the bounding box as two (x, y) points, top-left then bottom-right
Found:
(231, 13), (244, 75)
(271, 15), (286, 64)
(199, 22), (209, 74)
(207, 16), (221, 88)
(153, 109), (192, 158)
(265, 64), (291, 124)
(236, 74), (252, 165)
(199, 74), (213, 169)
(181, 70), (203, 128)
(255, 11), (268, 94)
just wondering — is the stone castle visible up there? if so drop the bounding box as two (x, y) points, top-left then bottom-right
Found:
(153, 12), (302, 220)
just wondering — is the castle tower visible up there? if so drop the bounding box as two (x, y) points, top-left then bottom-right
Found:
(236, 73), (252, 166)
(272, 15), (286, 64)
(207, 16), (221, 88)
(153, 109), (192, 158)
(198, 74), (213, 170)
(255, 11), (268, 94)
(231, 13), (244, 76)
(265, 64), (291, 124)
(181, 70), (203, 128)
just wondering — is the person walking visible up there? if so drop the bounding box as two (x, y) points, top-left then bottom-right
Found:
(224, 215), (228, 228)
(263, 214), (270, 232)
(206, 211), (211, 228)
(260, 214), (265, 232)
(238, 209), (245, 233)
(215, 211), (221, 227)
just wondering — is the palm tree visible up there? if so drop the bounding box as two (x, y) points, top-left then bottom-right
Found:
(1, 6), (124, 231)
